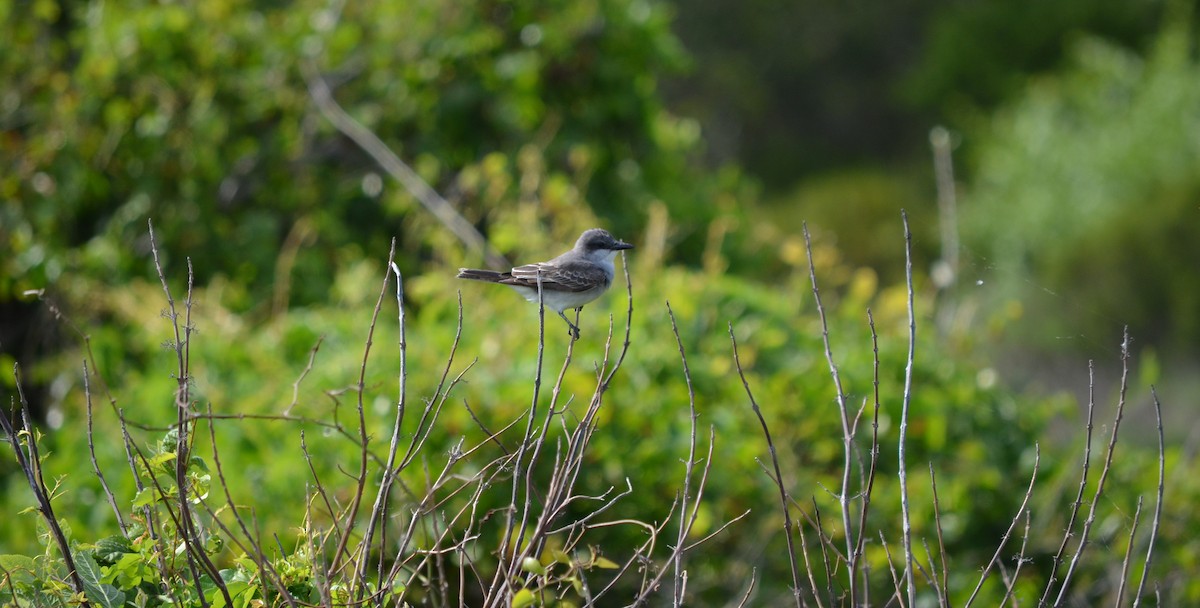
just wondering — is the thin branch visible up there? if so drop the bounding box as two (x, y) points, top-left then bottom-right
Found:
(1114, 497), (1144, 606)
(1040, 359), (1097, 606)
(546, 479), (635, 536)
(303, 65), (508, 269)
(398, 289), (465, 469)
(853, 309), (884, 600)
(879, 532), (905, 608)
(928, 464), (949, 608)
(730, 324), (806, 608)
(1054, 328), (1133, 606)
(802, 223), (858, 605)
(486, 271), (551, 607)
(361, 255), (408, 591)
(83, 359), (126, 535)
(667, 301), (701, 607)
(898, 210), (917, 605)
(203, 403), (297, 607)
(1000, 510), (1033, 607)
(1131, 387), (1165, 607)
(148, 222), (231, 605)
(683, 508), (752, 552)
(964, 444), (1040, 607)
(331, 238), (395, 586)
(811, 498), (835, 605)
(735, 568), (758, 608)
(284, 337), (324, 415)
(2, 365), (89, 602)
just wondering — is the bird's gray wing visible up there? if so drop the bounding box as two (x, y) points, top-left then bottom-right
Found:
(505, 260), (607, 292)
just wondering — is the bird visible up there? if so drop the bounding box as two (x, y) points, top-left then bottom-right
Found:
(457, 228), (634, 340)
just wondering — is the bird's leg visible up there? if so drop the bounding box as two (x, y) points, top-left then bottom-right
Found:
(557, 309), (581, 341)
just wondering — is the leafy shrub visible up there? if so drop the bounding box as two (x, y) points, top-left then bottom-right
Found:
(0, 0), (720, 309)
(2, 222), (1184, 605)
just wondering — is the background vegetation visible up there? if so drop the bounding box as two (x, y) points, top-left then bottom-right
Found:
(1, 0), (1197, 605)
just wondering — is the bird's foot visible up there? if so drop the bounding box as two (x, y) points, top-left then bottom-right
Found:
(559, 309), (582, 341)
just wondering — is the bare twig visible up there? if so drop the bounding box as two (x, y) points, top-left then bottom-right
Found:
(879, 532), (905, 608)
(735, 568), (758, 608)
(964, 444), (1040, 607)
(398, 290), (466, 469)
(684, 508), (752, 552)
(588, 517), (669, 603)
(2, 365), (89, 602)
(802, 223), (858, 604)
(795, 502), (826, 608)
(898, 210), (917, 605)
(203, 403), (297, 607)
(83, 359), (126, 535)
(811, 498), (835, 604)
(1131, 387), (1165, 607)
(547, 479), (636, 536)
(331, 238), (395, 586)
(1000, 510), (1033, 607)
(730, 324), (806, 608)
(928, 464), (949, 608)
(1040, 359), (1097, 606)
(1115, 497), (1144, 606)
(1054, 328), (1133, 606)
(853, 309), (884, 600)
(361, 256), (408, 592)
(632, 425), (718, 608)
(148, 221), (232, 605)
(667, 302), (701, 607)
(607, 251), (636, 384)
(32, 291), (120, 417)
(303, 65), (508, 269)
(486, 271), (552, 606)
(284, 337), (324, 415)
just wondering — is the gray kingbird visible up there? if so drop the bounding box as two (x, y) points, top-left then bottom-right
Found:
(457, 228), (634, 339)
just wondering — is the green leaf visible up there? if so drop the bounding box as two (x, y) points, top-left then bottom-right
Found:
(74, 550), (126, 608)
(592, 556), (619, 570)
(0, 554), (37, 584)
(520, 556), (546, 576)
(131, 487), (159, 507)
(108, 552), (152, 586)
(511, 588), (537, 608)
(93, 535), (133, 563)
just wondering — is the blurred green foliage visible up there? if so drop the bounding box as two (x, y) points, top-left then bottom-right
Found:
(0, 0), (736, 311)
(963, 20), (1200, 354)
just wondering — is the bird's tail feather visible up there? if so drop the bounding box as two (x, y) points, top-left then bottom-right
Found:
(457, 268), (509, 282)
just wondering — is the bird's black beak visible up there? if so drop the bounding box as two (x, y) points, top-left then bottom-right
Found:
(613, 240), (634, 251)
